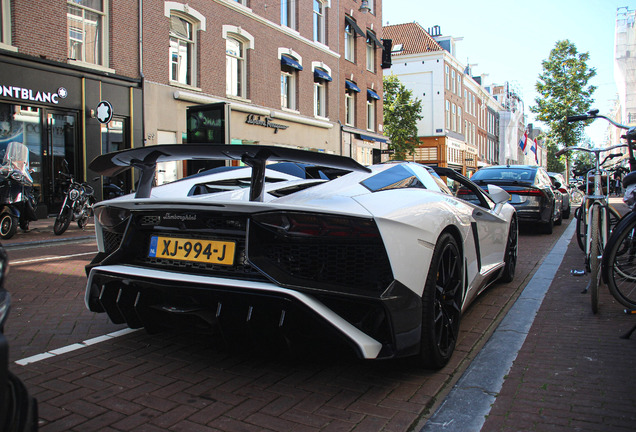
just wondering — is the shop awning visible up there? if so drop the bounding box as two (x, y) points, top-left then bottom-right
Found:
(313, 68), (332, 82)
(345, 80), (361, 92)
(357, 133), (388, 143)
(367, 89), (380, 100)
(366, 30), (382, 47)
(281, 55), (303, 71)
(344, 15), (365, 38)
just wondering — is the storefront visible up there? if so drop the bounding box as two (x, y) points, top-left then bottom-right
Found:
(0, 54), (142, 215)
(143, 83), (343, 182)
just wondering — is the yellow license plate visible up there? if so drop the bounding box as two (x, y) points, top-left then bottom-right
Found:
(149, 236), (235, 265)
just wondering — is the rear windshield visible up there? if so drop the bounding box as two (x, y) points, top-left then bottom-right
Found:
(471, 167), (536, 182)
(361, 164), (426, 192)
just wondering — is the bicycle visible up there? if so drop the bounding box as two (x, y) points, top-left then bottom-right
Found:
(565, 110), (636, 314)
(556, 137), (627, 314)
(574, 168), (622, 253)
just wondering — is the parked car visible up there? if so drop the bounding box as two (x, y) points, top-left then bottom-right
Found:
(0, 245), (38, 431)
(470, 165), (559, 234)
(548, 172), (571, 219)
(85, 144), (518, 369)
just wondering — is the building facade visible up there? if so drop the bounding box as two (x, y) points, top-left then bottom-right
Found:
(382, 23), (500, 176)
(0, 0), (142, 213)
(0, 0), (388, 209)
(142, 0), (388, 182)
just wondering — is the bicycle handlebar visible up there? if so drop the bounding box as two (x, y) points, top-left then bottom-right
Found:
(567, 109), (630, 130)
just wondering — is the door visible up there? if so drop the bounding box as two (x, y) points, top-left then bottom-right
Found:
(44, 111), (78, 215)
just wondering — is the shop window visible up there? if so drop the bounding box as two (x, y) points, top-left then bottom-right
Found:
(281, 0), (296, 29)
(313, 0), (325, 44)
(67, 0), (107, 66)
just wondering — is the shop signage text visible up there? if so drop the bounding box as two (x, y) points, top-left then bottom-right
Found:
(245, 114), (289, 133)
(1, 85), (68, 105)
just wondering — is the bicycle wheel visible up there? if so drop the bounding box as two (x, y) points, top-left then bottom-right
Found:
(604, 212), (636, 309)
(576, 205), (587, 251)
(571, 189), (584, 206)
(589, 205), (601, 314)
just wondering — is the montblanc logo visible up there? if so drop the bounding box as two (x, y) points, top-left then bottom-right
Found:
(163, 213), (197, 221)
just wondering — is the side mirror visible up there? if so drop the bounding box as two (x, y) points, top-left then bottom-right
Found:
(487, 184), (511, 204)
(553, 181), (561, 189)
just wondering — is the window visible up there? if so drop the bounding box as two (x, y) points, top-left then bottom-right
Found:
(452, 103), (456, 132)
(169, 15), (194, 85)
(445, 65), (450, 90)
(313, 0), (325, 44)
(446, 100), (450, 128)
(233, 0), (247, 5)
(281, 72), (295, 110)
(366, 35), (375, 72)
(345, 92), (355, 126)
(458, 107), (462, 133)
(281, 0), (295, 29)
(1, 0), (12, 47)
(314, 81), (326, 117)
(344, 23), (354, 62)
(451, 70), (456, 93)
(226, 37), (245, 97)
(367, 98), (375, 131)
(67, 0), (106, 65)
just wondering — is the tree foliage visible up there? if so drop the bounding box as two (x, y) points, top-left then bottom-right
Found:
(531, 40), (596, 166)
(383, 74), (423, 160)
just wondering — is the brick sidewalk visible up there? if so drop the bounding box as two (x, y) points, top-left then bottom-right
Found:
(481, 199), (636, 431)
(1, 216), (94, 248)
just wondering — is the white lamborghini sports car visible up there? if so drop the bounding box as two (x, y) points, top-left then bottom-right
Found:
(85, 145), (517, 369)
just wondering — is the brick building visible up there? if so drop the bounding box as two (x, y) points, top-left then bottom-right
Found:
(0, 0), (142, 213)
(382, 22), (502, 176)
(0, 0), (388, 208)
(143, 0), (388, 181)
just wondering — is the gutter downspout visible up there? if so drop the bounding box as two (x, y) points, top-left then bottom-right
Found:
(139, 0), (145, 148)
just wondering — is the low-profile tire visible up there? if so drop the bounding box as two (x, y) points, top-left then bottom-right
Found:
(542, 212), (554, 235)
(0, 213), (18, 239)
(499, 217), (518, 283)
(418, 232), (463, 369)
(563, 205), (571, 220)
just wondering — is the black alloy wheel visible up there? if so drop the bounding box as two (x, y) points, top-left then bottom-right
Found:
(419, 232), (463, 369)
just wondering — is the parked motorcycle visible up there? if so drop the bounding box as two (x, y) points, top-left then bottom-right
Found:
(0, 142), (38, 240)
(53, 161), (96, 236)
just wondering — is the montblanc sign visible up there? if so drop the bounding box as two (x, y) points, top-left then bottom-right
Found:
(1, 85), (68, 104)
(245, 114), (289, 133)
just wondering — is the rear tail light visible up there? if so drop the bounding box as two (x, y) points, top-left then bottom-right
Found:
(252, 212), (380, 239)
(558, 187), (567, 194)
(509, 188), (545, 197)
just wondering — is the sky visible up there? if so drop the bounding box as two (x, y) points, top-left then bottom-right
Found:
(382, 0), (635, 145)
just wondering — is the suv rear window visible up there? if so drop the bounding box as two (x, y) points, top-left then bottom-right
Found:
(471, 167), (536, 182)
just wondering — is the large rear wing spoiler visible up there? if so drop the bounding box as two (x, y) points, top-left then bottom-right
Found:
(89, 144), (371, 201)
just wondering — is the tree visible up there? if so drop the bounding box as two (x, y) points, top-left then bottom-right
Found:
(531, 40), (596, 164)
(383, 74), (423, 160)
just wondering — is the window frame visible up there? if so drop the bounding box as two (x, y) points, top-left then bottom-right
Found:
(345, 91), (355, 126)
(223, 26), (254, 99)
(313, 0), (326, 44)
(169, 14), (195, 86)
(281, 0), (296, 29)
(367, 97), (375, 132)
(226, 36), (245, 98)
(314, 80), (326, 118)
(344, 22), (355, 62)
(366, 34), (375, 72)
(0, 0), (13, 49)
(67, 0), (109, 67)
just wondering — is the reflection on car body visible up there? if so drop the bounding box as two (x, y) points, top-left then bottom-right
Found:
(85, 145), (518, 369)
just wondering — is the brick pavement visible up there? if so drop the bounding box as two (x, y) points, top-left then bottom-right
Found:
(7, 208), (631, 431)
(2, 216), (95, 248)
(481, 198), (636, 432)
